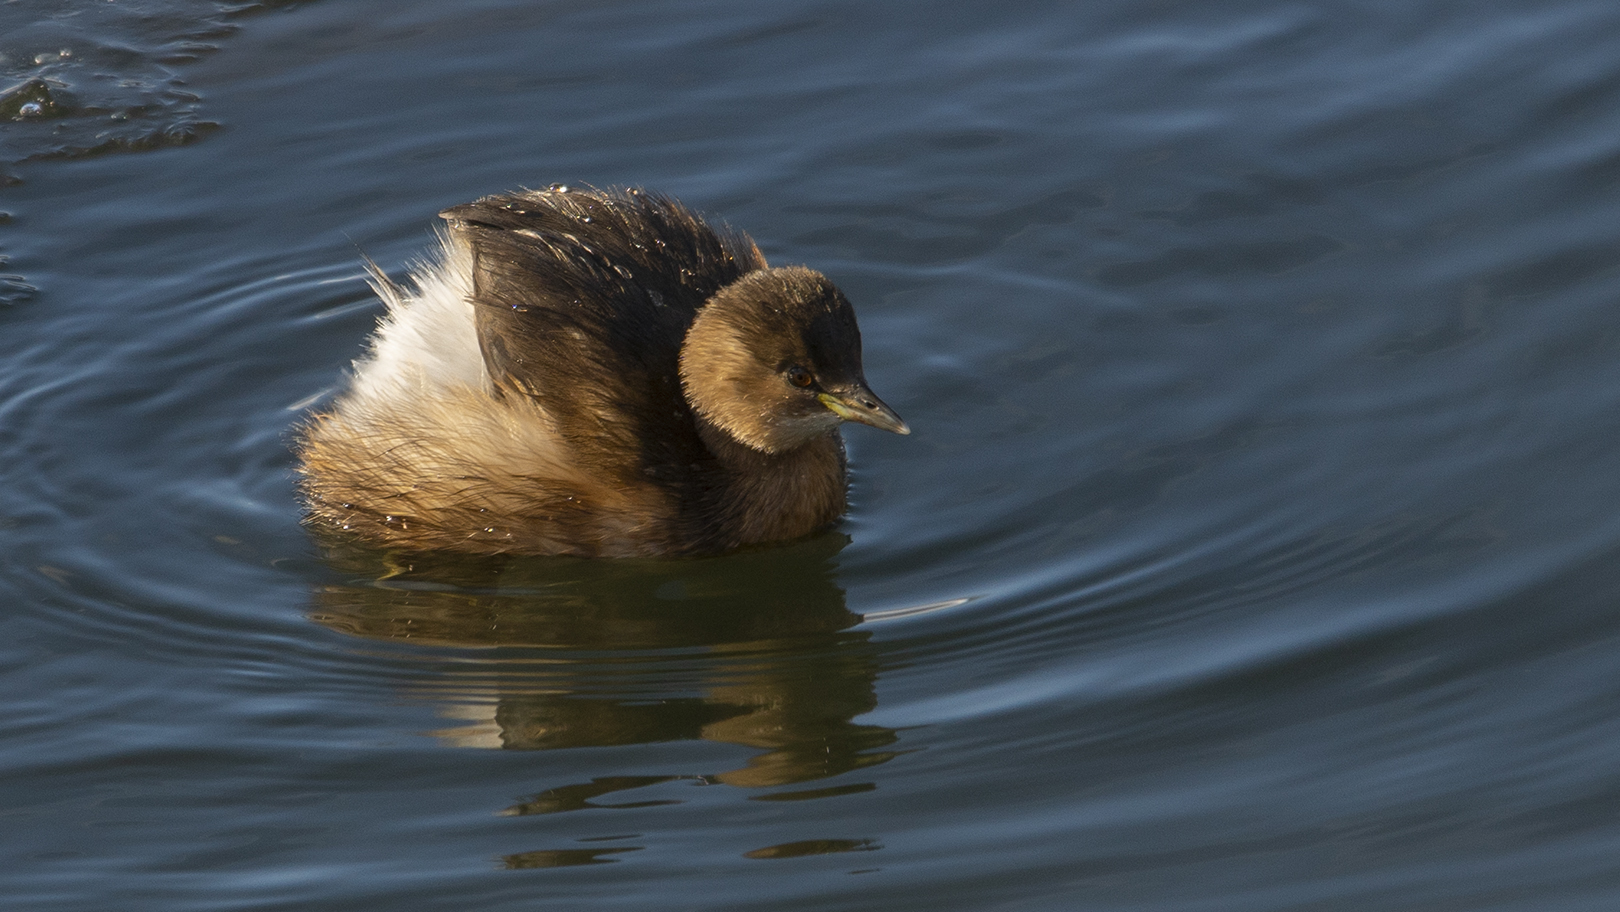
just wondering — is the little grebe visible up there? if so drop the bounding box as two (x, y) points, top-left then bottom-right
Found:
(297, 185), (908, 557)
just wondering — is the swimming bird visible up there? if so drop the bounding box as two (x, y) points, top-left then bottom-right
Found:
(297, 185), (908, 558)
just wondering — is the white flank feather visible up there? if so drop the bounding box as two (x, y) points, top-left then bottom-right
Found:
(348, 229), (488, 405)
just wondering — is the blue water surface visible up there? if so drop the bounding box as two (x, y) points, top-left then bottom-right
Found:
(6, 1), (1620, 909)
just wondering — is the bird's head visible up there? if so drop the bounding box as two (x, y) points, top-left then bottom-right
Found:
(680, 266), (908, 453)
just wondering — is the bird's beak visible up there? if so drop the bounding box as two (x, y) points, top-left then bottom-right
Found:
(818, 386), (910, 435)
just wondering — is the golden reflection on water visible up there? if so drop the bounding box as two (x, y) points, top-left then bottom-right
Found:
(308, 534), (899, 867)
(742, 838), (881, 859)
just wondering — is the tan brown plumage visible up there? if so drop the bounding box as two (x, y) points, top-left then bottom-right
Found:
(297, 185), (907, 558)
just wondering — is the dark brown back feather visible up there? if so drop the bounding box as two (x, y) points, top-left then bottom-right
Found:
(440, 186), (767, 487)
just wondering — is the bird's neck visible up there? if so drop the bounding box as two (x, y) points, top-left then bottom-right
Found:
(693, 419), (848, 548)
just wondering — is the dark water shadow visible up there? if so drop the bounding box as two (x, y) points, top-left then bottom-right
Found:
(307, 532), (901, 868)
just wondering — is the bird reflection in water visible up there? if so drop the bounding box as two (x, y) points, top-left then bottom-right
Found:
(308, 531), (899, 868)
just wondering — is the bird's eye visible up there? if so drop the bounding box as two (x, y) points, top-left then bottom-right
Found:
(787, 366), (814, 388)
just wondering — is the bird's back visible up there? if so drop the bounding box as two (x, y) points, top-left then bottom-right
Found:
(444, 187), (767, 489)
